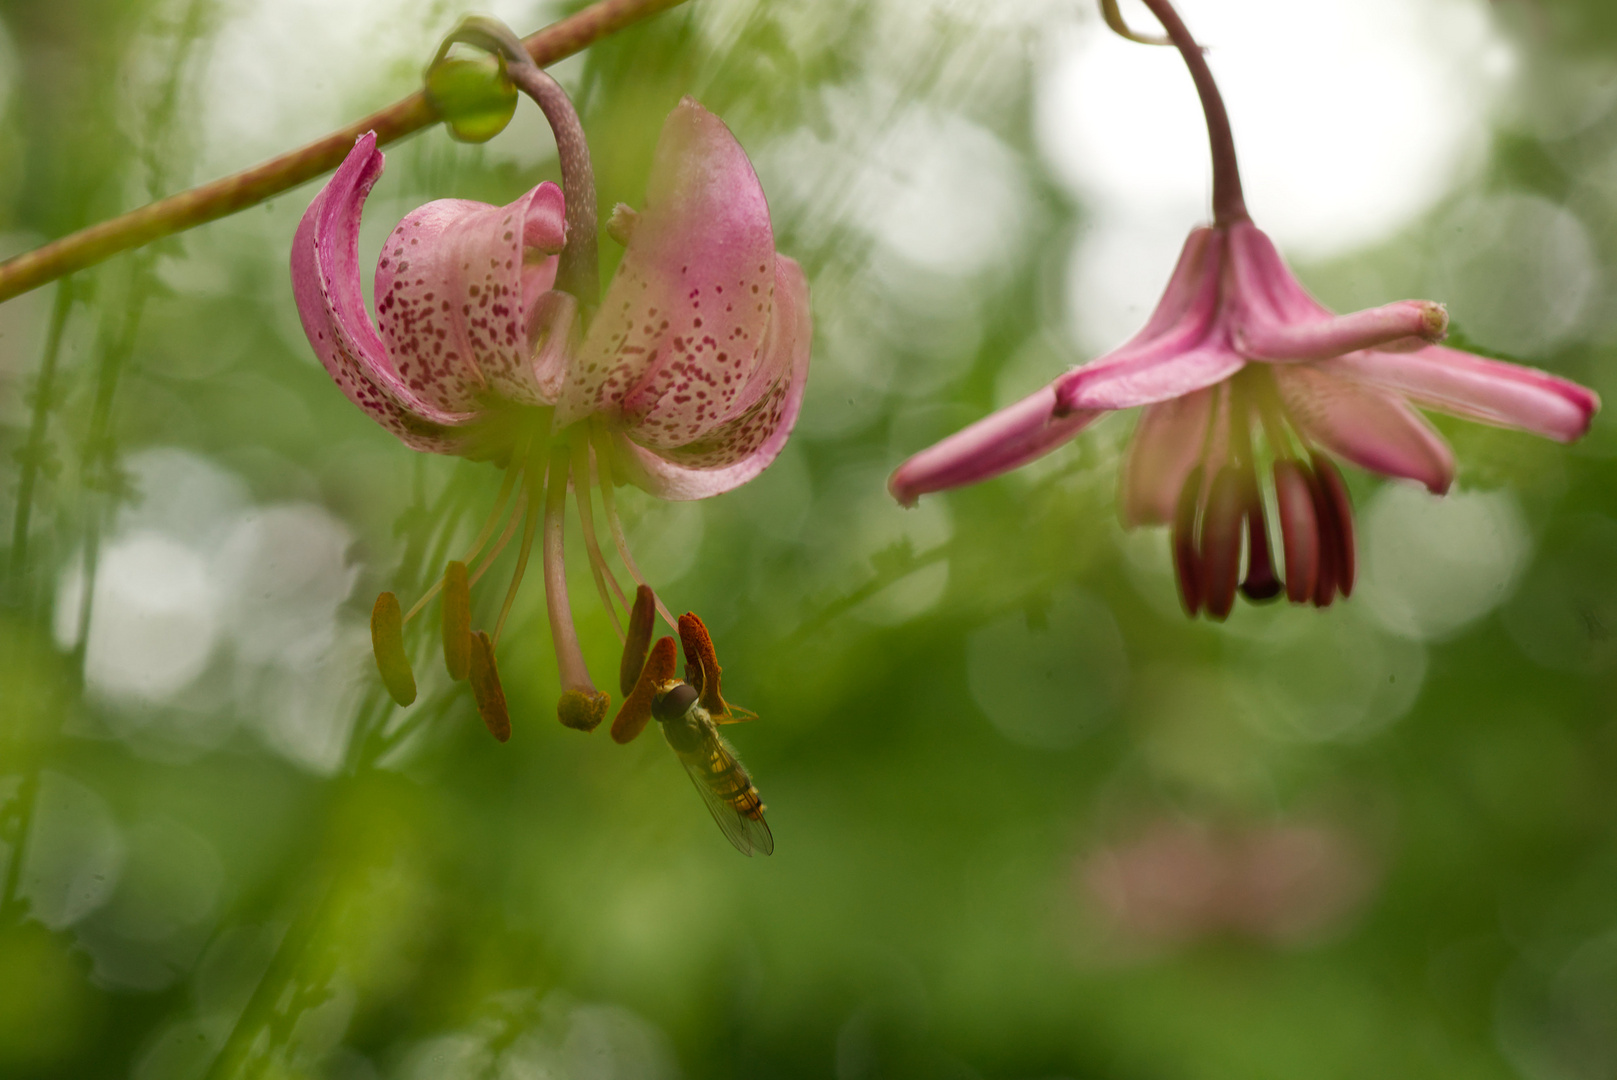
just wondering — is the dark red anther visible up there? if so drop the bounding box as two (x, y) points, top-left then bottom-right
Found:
(1199, 466), (1245, 622)
(612, 635), (677, 744)
(1310, 452), (1356, 598)
(620, 584), (656, 697)
(1238, 469), (1281, 602)
(1172, 466), (1204, 617)
(1306, 463), (1339, 607)
(1272, 460), (1319, 604)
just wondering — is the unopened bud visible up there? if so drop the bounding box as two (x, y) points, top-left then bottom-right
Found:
(425, 54), (518, 144)
(468, 630), (511, 742)
(370, 592), (417, 706)
(441, 560), (471, 681)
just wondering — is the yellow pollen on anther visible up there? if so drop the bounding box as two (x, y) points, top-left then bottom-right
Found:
(370, 592), (417, 706)
(442, 560), (472, 681)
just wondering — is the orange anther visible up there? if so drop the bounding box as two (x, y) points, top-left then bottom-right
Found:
(677, 612), (727, 716)
(468, 630), (510, 742)
(612, 635), (676, 744)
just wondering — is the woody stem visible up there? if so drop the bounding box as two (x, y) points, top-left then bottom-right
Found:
(0, 0), (680, 306)
(1136, 0), (1248, 225)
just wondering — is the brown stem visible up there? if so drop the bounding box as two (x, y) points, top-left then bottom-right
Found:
(1136, 0), (1247, 225)
(0, 0), (687, 304)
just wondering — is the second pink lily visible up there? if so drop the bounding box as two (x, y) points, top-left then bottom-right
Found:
(889, 0), (1598, 620)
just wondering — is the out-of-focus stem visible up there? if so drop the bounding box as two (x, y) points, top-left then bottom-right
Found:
(8, 280), (74, 592)
(1137, 0), (1248, 225)
(0, 0), (688, 304)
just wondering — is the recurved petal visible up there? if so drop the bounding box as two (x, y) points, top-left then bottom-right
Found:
(1316, 344), (1600, 443)
(375, 181), (567, 410)
(1119, 388), (1215, 528)
(1057, 338), (1246, 412)
(1236, 301), (1448, 363)
(291, 132), (475, 441)
(617, 257), (810, 497)
(888, 385), (1100, 507)
(1054, 233), (1236, 412)
(558, 98), (777, 428)
(1273, 364), (1455, 494)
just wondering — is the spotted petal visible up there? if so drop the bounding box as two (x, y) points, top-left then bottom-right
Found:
(611, 257), (812, 500)
(557, 98), (777, 429)
(291, 132), (474, 450)
(1274, 364), (1455, 494)
(374, 182), (566, 411)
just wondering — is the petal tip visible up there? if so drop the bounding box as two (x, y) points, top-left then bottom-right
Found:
(1419, 302), (1449, 343)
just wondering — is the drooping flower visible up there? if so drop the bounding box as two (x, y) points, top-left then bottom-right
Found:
(889, 0), (1598, 620)
(293, 79), (810, 728)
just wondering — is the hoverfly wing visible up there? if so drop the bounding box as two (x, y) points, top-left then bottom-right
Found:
(674, 733), (774, 857)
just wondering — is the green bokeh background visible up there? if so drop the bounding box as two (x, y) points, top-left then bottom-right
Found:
(3, 0), (1617, 1077)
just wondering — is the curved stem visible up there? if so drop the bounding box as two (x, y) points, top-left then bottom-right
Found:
(1137, 0), (1247, 225)
(438, 18), (600, 307)
(506, 64), (600, 307)
(0, 0), (686, 305)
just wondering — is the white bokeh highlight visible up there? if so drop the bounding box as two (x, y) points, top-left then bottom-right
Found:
(1359, 484), (1533, 641)
(1039, 0), (1513, 356)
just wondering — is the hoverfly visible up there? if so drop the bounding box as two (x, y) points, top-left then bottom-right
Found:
(611, 588), (773, 856)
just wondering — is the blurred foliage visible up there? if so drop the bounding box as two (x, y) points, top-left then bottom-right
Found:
(2, 0), (1617, 1078)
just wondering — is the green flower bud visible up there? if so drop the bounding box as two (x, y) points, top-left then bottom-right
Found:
(425, 54), (518, 144)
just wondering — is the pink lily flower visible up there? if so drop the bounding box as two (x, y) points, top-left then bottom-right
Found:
(889, 0), (1597, 620)
(293, 93), (810, 729)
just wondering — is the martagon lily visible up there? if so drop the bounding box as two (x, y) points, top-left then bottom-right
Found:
(889, 0), (1598, 620)
(292, 29), (809, 733)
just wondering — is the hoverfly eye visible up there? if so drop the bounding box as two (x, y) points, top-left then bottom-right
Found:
(652, 682), (699, 722)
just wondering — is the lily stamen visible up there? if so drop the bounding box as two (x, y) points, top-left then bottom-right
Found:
(467, 488), (529, 587)
(593, 423), (679, 634)
(571, 432), (629, 641)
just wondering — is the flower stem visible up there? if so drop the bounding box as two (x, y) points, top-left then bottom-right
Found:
(506, 62), (600, 307)
(1137, 0), (1248, 225)
(443, 17), (601, 307)
(0, 0), (688, 305)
